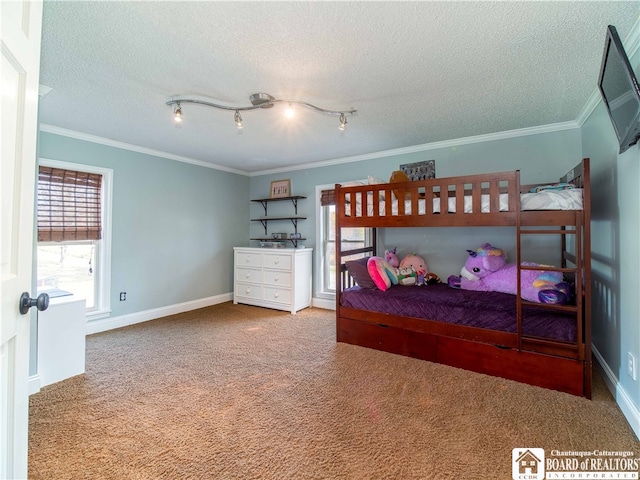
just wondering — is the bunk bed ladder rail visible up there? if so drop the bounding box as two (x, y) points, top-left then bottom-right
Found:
(561, 157), (592, 397)
(519, 222), (583, 351)
(516, 172), (523, 352)
(517, 183), (586, 362)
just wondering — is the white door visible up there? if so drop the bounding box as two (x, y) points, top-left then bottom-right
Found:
(1, 1), (43, 478)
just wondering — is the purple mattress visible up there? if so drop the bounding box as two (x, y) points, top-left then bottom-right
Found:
(340, 283), (576, 342)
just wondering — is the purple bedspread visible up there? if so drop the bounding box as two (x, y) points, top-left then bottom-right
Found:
(340, 283), (576, 342)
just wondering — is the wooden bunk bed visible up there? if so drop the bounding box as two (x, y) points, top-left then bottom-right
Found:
(334, 158), (592, 397)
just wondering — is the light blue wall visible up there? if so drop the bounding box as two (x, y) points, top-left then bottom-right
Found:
(249, 128), (583, 291)
(581, 45), (640, 432)
(38, 131), (250, 318)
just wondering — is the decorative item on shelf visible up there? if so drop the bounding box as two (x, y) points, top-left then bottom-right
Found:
(166, 93), (356, 131)
(270, 179), (291, 198)
(271, 233), (288, 240)
(289, 233), (302, 239)
(259, 241), (286, 248)
(400, 160), (436, 180)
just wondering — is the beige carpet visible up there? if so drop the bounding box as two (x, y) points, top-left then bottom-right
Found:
(29, 303), (638, 479)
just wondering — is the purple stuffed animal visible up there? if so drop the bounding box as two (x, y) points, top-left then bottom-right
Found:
(384, 247), (400, 268)
(447, 243), (571, 304)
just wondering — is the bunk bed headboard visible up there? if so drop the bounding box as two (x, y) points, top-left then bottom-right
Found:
(519, 158), (590, 194)
(560, 159), (588, 188)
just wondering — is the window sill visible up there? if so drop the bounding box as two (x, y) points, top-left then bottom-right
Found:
(315, 291), (336, 300)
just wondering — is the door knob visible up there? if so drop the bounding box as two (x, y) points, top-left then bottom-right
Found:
(19, 292), (49, 315)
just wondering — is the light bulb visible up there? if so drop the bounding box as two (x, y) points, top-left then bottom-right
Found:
(234, 110), (243, 129)
(339, 113), (347, 131)
(285, 103), (295, 119)
(174, 105), (183, 123)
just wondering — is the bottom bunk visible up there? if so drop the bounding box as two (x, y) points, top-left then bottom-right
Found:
(337, 284), (590, 397)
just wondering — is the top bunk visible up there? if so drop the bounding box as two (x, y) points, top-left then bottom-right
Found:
(334, 158), (590, 229)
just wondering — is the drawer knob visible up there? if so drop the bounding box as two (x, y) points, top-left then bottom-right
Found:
(246, 256), (251, 263)
(274, 292), (279, 298)
(245, 287), (251, 294)
(246, 273), (251, 278)
(274, 258), (279, 264)
(274, 275), (279, 281)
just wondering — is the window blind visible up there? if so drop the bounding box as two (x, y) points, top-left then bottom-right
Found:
(320, 189), (335, 206)
(37, 166), (102, 242)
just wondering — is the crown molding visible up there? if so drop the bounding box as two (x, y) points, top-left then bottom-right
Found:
(40, 119), (579, 178)
(38, 124), (251, 176)
(249, 121), (580, 177)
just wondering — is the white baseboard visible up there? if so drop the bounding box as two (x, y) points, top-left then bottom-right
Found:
(86, 293), (233, 335)
(29, 374), (41, 395)
(592, 345), (640, 440)
(312, 296), (335, 310)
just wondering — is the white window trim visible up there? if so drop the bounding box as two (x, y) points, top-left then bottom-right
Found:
(38, 158), (113, 320)
(315, 183), (335, 300)
(315, 181), (372, 299)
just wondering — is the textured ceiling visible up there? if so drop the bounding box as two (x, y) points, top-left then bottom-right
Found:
(39, 1), (640, 174)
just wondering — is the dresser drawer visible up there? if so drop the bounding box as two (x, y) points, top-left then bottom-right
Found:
(236, 267), (261, 284)
(263, 270), (291, 287)
(236, 252), (262, 268)
(235, 283), (262, 300)
(263, 253), (292, 270)
(263, 287), (292, 305)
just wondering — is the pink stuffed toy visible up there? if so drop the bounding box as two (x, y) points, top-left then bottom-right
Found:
(447, 243), (571, 304)
(399, 253), (429, 286)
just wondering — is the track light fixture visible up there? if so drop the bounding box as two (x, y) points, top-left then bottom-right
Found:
(173, 104), (182, 123)
(339, 113), (347, 131)
(166, 93), (356, 130)
(234, 110), (243, 129)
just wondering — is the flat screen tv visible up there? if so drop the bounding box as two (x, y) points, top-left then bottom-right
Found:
(598, 25), (640, 154)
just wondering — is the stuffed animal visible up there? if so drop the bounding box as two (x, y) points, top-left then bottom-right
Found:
(399, 253), (429, 286)
(367, 256), (398, 291)
(389, 170), (411, 200)
(447, 243), (571, 304)
(384, 247), (400, 268)
(424, 272), (441, 285)
(397, 265), (418, 285)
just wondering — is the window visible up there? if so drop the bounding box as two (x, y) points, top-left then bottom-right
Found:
(316, 184), (371, 295)
(36, 160), (112, 319)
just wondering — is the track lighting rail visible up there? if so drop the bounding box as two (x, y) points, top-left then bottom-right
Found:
(166, 92), (356, 130)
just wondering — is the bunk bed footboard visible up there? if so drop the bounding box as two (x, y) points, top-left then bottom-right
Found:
(337, 309), (586, 397)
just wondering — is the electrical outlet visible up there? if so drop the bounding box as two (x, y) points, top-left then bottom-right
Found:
(119, 292), (126, 301)
(628, 352), (637, 381)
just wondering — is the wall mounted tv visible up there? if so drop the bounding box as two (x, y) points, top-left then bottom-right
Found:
(598, 25), (640, 154)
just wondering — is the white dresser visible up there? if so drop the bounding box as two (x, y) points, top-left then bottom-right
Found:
(233, 247), (312, 314)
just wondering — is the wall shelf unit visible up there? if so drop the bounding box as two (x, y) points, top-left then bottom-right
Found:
(250, 195), (307, 247)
